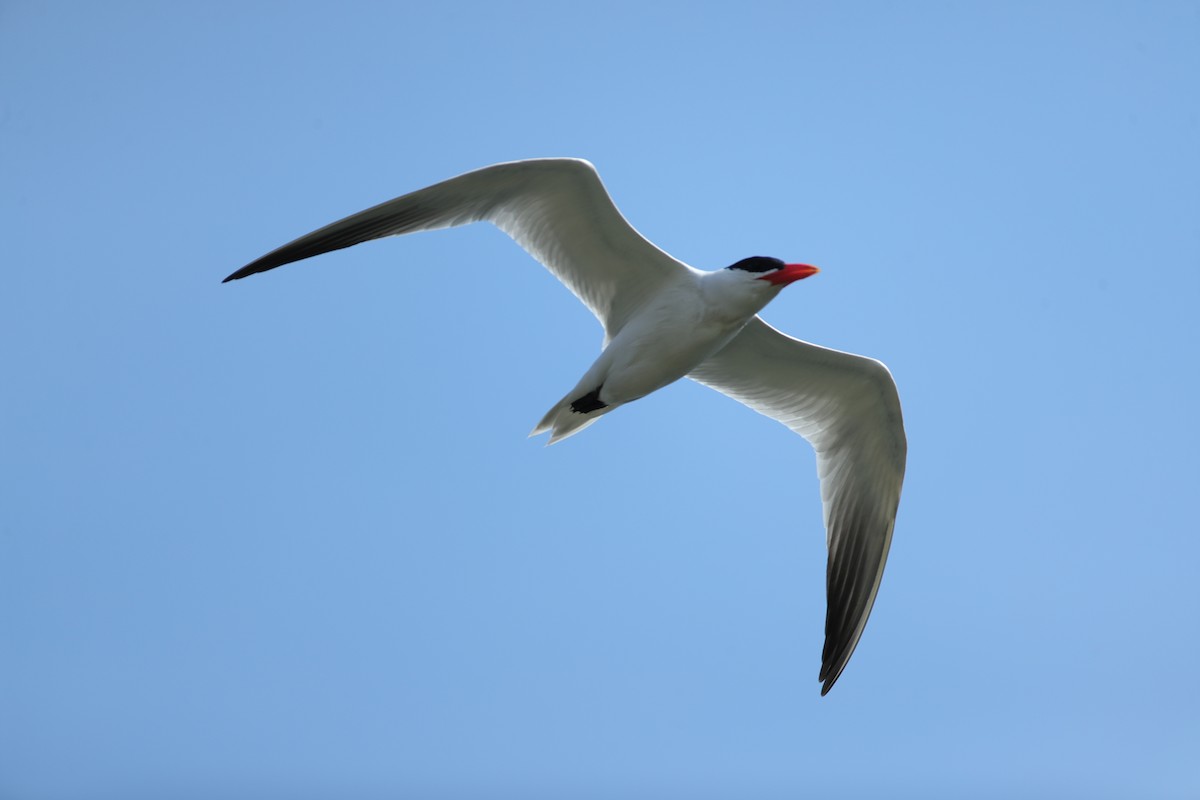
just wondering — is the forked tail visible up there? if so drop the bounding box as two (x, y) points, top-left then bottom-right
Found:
(529, 385), (615, 444)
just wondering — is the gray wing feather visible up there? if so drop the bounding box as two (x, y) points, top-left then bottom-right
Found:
(224, 158), (686, 336)
(689, 317), (906, 695)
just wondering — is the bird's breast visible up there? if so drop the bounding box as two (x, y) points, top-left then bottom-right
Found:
(598, 297), (753, 404)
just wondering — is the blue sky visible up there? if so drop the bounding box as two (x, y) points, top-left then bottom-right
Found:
(2, 2), (1198, 797)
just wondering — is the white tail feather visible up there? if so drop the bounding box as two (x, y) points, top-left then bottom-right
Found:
(530, 395), (615, 445)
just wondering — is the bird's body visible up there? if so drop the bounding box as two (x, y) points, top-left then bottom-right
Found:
(225, 158), (906, 694)
(533, 265), (801, 442)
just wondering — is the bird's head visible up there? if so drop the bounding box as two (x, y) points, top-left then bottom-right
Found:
(726, 256), (820, 287)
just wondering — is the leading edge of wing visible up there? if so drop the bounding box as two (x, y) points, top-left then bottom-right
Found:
(222, 159), (547, 284)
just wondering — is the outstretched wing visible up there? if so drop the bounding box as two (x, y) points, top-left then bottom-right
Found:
(224, 158), (689, 337)
(689, 318), (907, 695)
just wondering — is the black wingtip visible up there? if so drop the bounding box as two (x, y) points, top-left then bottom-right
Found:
(222, 264), (258, 283)
(819, 656), (846, 696)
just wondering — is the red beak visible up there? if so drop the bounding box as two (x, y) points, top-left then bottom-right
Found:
(757, 263), (820, 286)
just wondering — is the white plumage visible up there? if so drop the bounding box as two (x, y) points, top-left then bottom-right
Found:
(225, 158), (906, 695)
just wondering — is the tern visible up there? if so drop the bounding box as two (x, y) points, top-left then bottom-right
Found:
(224, 158), (906, 695)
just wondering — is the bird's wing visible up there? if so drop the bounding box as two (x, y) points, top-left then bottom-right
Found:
(688, 317), (907, 695)
(223, 158), (688, 336)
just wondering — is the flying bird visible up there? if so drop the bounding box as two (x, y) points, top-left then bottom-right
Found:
(224, 158), (906, 695)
